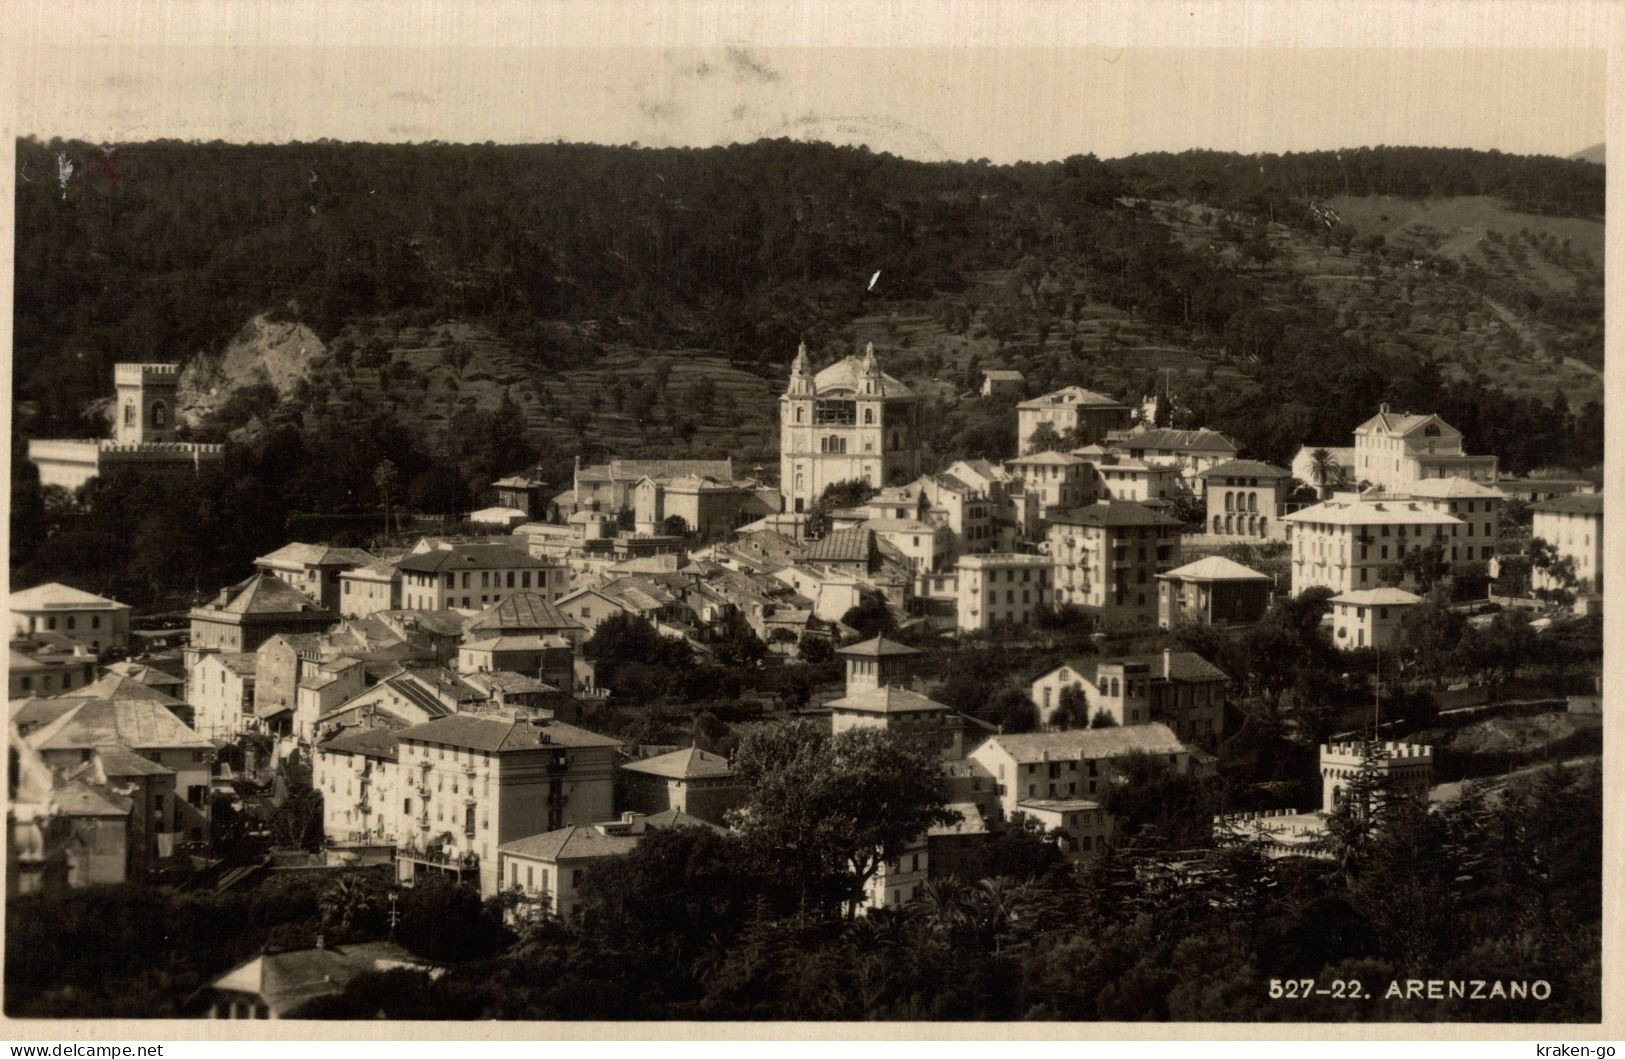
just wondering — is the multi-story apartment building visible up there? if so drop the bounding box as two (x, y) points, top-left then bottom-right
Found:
(1198, 460), (1293, 540)
(188, 651), (259, 740)
(968, 724), (1198, 819)
(1531, 493), (1604, 594)
(617, 747), (743, 825)
(1352, 405), (1497, 491)
(915, 473), (999, 555)
(1005, 452), (1093, 515)
(395, 541), (564, 612)
(314, 724), (406, 845)
(1016, 386), (1132, 455)
(338, 559), (403, 619)
(778, 343), (922, 513)
(1106, 427), (1240, 493)
(187, 574), (337, 655)
(1402, 477), (1504, 565)
(9, 583), (132, 656)
(1084, 454), (1184, 505)
(1282, 493), (1464, 594)
(1047, 501), (1184, 629)
(387, 713), (620, 897)
(954, 553), (1053, 633)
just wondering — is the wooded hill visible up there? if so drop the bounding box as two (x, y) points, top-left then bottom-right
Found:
(13, 138), (1605, 495)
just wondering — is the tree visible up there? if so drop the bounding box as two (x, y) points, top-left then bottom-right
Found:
(1051, 685), (1088, 730)
(396, 875), (504, 961)
(727, 722), (955, 916)
(269, 786), (325, 851)
(1089, 708), (1118, 729)
(409, 462), (471, 518)
(1307, 448), (1348, 499)
(767, 627), (800, 654)
(988, 687), (1038, 733)
(1024, 421), (1065, 454)
(584, 612), (694, 696)
(712, 611), (767, 668)
(661, 514), (689, 538)
(373, 459), (400, 535)
(1397, 589), (1464, 690)
(840, 590), (896, 640)
(797, 631), (835, 665)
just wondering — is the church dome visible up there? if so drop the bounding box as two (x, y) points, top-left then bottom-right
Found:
(812, 354), (914, 398)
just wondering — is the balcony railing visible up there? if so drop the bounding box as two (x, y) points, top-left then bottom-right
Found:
(398, 844), (480, 871)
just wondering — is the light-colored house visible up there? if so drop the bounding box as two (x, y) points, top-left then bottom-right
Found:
(1530, 493), (1603, 595)
(1107, 427), (1240, 491)
(254, 543), (377, 612)
(980, 369), (1025, 398)
(9, 634), (98, 698)
(338, 559), (402, 619)
(1328, 587), (1423, 650)
(1402, 477), (1504, 566)
(314, 724), (405, 844)
(188, 575), (337, 656)
(9, 583), (132, 655)
(1352, 405), (1497, 491)
(187, 651), (259, 740)
(196, 941), (430, 1019)
(1282, 492), (1464, 594)
(496, 811), (716, 918)
(1017, 386), (1132, 455)
(1005, 451), (1093, 514)
(388, 713), (621, 897)
(1156, 555), (1273, 628)
(826, 636), (963, 759)
(954, 553), (1052, 633)
(1083, 454), (1184, 505)
(1012, 798), (1112, 863)
(969, 723), (1200, 819)
(1028, 649), (1228, 744)
(395, 541), (565, 612)
(1198, 459), (1293, 540)
(1047, 501), (1184, 629)
(618, 746), (742, 824)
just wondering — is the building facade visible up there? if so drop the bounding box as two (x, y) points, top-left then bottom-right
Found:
(1047, 501), (1184, 629)
(1016, 386), (1132, 455)
(1199, 460), (1293, 540)
(1328, 588), (1423, 650)
(1531, 494), (1604, 595)
(1352, 405), (1497, 491)
(1282, 493), (1465, 595)
(778, 343), (921, 514)
(9, 583), (132, 656)
(954, 553), (1053, 633)
(1156, 555), (1272, 628)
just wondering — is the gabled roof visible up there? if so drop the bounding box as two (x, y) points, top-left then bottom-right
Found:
(621, 746), (734, 780)
(464, 592), (583, 634)
(1158, 556), (1270, 582)
(1531, 494), (1604, 517)
(9, 583), (130, 612)
(103, 661), (186, 688)
(317, 725), (402, 761)
(929, 802), (988, 837)
(803, 527), (874, 565)
(1113, 427), (1239, 454)
(256, 543), (376, 568)
(395, 543), (548, 574)
(396, 715), (619, 754)
(1018, 386), (1126, 410)
(1009, 451), (1088, 466)
(826, 685), (947, 714)
(1048, 500), (1185, 528)
(981, 723), (1187, 763)
(1283, 497), (1462, 526)
(1355, 408), (1459, 438)
(1037, 650), (1229, 687)
(1331, 588), (1424, 607)
(498, 824), (642, 863)
(1199, 459), (1290, 480)
(27, 698), (211, 751)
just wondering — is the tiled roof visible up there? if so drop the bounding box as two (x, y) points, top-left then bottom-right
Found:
(1158, 556), (1270, 582)
(1401, 477), (1506, 500)
(1018, 386), (1126, 410)
(1048, 500), (1185, 528)
(1531, 494), (1604, 516)
(1010, 451), (1088, 466)
(317, 726), (402, 761)
(396, 543), (548, 574)
(75, 672), (185, 706)
(983, 369), (1025, 381)
(10, 698), (85, 732)
(827, 685), (947, 714)
(103, 662), (186, 688)
(465, 671), (557, 695)
(94, 744), (176, 777)
(52, 779), (133, 817)
(8, 582), (129, 611)
(343, 559), (401, 581)
(637, 809), (725, 832)
(1356, 409), (1457, 437)
(1044, 650), (1229, 686)
(498, 824), (642, 862)
(838, 635), (920, 659)
(464, 593), (582, 634)
(1199, 459), (1290, 479)
(256, 543), (376, 568)
(929, 801), (988, 837)
(621, 746), (735, 780)
(206, 652), (262, 677)
(28, 698), (211, 751)
(983, 723), (1187, 763)
(803, 528), (873, 564)
(396, 715), (620, 753)
(1283, 498), (1462, 526)
(1331, 588), (1424, 607)
(207, 575), (331, 616)
(1114, 428), (1239, 454)
(1017, 798), (1105, 812)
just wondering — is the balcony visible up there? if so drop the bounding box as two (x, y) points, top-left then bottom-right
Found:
(398, 843), (480, 872)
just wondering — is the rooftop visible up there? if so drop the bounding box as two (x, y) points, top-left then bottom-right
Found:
(1113, 427), (1239, 454)
(1283, 497), (1463, 527)
(1048, 500), (1186, 529)
(1158, 556), (1270, 582)
(1531, 494), (1604, 517)
(464, 592), (582, 634)
(395, 543), (549, 574)
(837, 635), (920, 659)
(621, 746), (735, 780)
(396, 715), (620, 754)
(497, 823), (642, 863)
(26, 698), (211, 752)
(826, 685), (948, 715)
(255, 543), (376, 568)
(1018, 386), (1126, 410)
(199, 574), (333, 617)
(1400, 477), (1506, 500)
(982, 722), (1187, 763)
(9, 582), (130, 612)
(1200, 459), (1290, 480)
(803, 527), (875, 565)
(811, 351), (914, 399)
(1331, 588), (1424, 607)
(317, 726), (402, 762)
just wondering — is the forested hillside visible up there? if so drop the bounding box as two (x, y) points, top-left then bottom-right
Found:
(12, 137), (1605, 563)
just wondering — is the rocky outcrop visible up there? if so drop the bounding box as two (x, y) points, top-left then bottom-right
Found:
(177, 314), (327, 426)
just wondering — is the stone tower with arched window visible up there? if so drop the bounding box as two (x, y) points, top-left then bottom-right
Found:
(113, 363), (181, 444)
(778, 342), (921, 513)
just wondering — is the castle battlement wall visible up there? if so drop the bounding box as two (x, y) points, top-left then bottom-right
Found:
(1321, 740), (1434, 764)
(98, 441), (225, 456)
(115, 363), (182, 386)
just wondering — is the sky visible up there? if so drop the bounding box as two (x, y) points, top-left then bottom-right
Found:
(14, 43), (1606, 163)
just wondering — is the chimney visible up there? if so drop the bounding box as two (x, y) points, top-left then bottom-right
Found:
(1379, 402), (1390, 415)
(1162, 648), (1172, 677)
(315, 933), (325, 950)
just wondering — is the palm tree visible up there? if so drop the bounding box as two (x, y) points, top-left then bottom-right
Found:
(1308, 448), (1347, 499)
(320, 876), (378, 936)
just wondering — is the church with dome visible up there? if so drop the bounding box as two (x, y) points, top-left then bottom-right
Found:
(778, 342), (921, 513)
